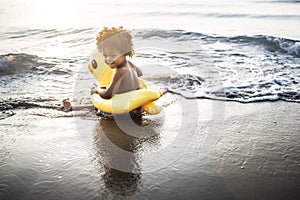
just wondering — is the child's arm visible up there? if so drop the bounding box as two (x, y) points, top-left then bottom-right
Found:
(91, 68), (127, 99)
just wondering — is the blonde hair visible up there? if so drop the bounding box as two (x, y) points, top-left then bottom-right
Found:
(96, 26), (134, 57)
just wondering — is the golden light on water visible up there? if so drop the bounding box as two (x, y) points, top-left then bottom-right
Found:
(1, 0), (300, 38)
(1, 0), (89, 28)
(28, 0), (77, 28)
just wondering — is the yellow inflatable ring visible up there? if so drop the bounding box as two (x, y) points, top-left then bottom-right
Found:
(88, 52), (162, 114)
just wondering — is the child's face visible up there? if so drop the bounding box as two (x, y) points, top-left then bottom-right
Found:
(103, 48), (126, 69)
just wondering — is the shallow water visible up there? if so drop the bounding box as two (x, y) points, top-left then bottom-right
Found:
(1, 29), (299, 111)
(1, 0), (300, 109)
(1, 0), (300, 199)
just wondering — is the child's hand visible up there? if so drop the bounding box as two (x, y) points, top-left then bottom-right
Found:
(90, 83), (101, 95)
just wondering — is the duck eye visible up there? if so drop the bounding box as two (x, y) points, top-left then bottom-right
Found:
(91, 60), (97, 69)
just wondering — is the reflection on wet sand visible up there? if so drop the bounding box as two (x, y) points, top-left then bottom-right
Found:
(93, 117), (160, 196)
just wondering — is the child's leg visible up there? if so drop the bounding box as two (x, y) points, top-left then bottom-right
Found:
(62, 99), (94, 112)
(62, 99), (72, 112)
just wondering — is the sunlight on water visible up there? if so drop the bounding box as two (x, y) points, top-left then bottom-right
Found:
(1, 0), (300, 38)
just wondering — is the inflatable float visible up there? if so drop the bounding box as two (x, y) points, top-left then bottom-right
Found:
(88, 52), (162, 114)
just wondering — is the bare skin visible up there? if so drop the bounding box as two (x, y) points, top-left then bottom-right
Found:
(61, 98), (93, 112)
(90, 48), (142, 99)
(62, 48), (142, 112)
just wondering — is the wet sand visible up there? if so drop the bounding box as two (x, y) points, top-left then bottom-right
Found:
(0, 98), (299, 200)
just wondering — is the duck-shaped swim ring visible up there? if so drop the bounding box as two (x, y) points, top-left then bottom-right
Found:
(88, 52), (162, 115)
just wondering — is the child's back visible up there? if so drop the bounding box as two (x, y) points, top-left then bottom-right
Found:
(114, 61), (141, 94)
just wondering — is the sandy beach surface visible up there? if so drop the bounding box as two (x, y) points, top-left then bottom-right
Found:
(0, 97), (299, 200)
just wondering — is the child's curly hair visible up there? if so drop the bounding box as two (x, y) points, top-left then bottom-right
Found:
(96, 26), (134, 57)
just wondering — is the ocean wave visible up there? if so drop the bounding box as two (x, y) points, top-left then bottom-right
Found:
(135, 28), (300, 103)
(163, 74), (300, 103)
(226, 35), (300, 57)
(0, 53), (40, 75)
(0, 53), (73, 76)
(135, 29), (300, 57)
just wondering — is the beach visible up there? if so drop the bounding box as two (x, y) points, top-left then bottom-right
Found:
(1, 98), (299, 199)
(1, 0), (300, 199)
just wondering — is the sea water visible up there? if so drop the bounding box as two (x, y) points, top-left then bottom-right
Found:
(1, 0), (299, 114)
(0, 0), (300, 199)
